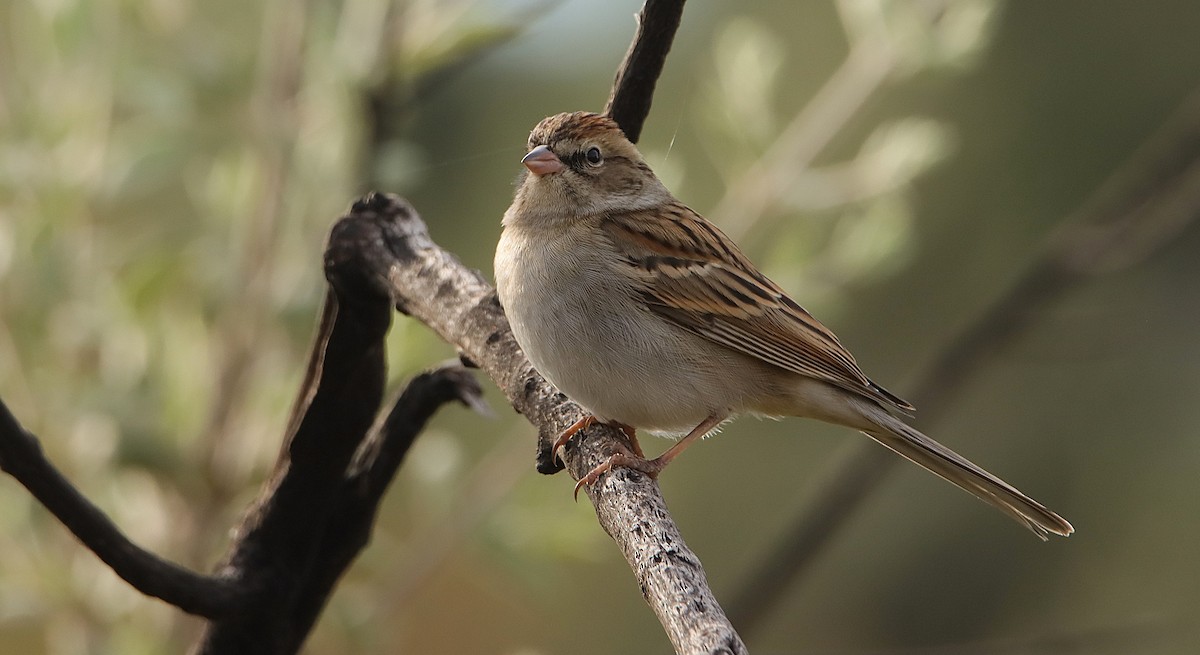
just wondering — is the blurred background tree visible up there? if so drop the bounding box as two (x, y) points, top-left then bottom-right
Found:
(2, 0), (1199, 653)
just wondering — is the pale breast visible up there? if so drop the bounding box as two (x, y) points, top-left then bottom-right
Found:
(495, 223), (771, 432)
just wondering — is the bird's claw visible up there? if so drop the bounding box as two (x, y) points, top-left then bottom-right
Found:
(553, 417), (642, 466)
(572, 452), (663, 501)
(554, 418), (651, 500)
(551, 415), (598, 465)
(572, 459), (614, 500)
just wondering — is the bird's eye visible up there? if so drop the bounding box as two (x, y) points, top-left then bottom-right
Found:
(585, 146), (603, 166)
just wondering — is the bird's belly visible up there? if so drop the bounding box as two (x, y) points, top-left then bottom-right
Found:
(497, 233), (727, 432)
(522, 295), (715, 431)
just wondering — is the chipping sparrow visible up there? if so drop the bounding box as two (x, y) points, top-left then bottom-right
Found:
(494, 111), (1072, 539)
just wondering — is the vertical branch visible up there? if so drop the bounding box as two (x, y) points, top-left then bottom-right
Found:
(604, 0), (687, 143)
(191, 202), (486, 654)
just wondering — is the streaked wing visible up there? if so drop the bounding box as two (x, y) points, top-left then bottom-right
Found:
(602, 204), (914, 412)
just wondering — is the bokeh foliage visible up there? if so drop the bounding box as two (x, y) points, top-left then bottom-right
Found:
(2, 1), (1200, 653)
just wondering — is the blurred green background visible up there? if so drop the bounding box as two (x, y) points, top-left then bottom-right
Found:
(2, 0), (1199, 653)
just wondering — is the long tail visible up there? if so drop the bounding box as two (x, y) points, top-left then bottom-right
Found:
(860, 408), (1073, 540)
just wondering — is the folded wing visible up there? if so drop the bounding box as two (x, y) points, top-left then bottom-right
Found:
(603, 204), (914, 413)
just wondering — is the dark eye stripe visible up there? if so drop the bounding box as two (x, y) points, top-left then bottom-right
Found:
(563, 152), (630, 171)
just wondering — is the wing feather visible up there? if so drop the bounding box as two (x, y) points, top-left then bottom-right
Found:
(604, 205), (914, 413)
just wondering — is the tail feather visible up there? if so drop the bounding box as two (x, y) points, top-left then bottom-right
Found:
(861, 410), (1073, 540)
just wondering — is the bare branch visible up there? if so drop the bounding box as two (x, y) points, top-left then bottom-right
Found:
(342, 193), (747, 654)
(728, 87), (1200, 635)
(0, 399), (253, 618)
(604, 0), (687, 143)
(0, 242), (479, 653)
(193, 216), (479, 653)
(280, 364), (486, 653)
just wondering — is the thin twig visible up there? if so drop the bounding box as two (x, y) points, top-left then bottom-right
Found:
(192, 212), (483, 653)
(604, 0), (688, 143)
(281, 364), (486, 653)
(0, 399), (253, 618)
(191, 283), (388, 652)
(728, 87), (1200, 635)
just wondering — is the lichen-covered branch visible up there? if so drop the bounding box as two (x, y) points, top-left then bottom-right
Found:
(341, 193), (746, 654)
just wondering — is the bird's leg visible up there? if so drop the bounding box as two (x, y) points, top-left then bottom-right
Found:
(551, 415), (597, 465)
(552, 417), (641, 464)
(613, 422), (643, 458)
(573, 414), (726, 499)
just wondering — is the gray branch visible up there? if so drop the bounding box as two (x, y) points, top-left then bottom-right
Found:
(346, 193), (746, 654)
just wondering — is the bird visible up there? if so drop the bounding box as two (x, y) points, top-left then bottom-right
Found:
(494, 111), (1073, 539)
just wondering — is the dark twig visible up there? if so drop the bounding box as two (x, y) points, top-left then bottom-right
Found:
(341, 192), (746, 654)
(2, 197), (548, 652)
(604, 0), (687, 143)
(0, 283), (476, 654)
(728, 87), (1200, 635)
(192, 273), (391, 652)
(280, 364), (486, 653)
(192, 209), (480, 653)
(0, 399), (252, 618)
(0, 146), (489, 655)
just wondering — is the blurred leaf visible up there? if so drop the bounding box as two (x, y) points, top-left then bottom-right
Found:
(714, 18), (784, 146)
(859, 117), (955, 193)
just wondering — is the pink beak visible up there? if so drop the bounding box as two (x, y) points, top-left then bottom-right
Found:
(522, 145), (564, 176)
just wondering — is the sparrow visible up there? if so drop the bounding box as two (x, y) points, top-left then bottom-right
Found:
(494, 111), (1073, 539)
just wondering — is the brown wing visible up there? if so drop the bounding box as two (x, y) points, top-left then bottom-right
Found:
(602, 204), (914, 413)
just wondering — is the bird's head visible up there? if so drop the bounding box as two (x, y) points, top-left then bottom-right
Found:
(506, 112), (671, 227)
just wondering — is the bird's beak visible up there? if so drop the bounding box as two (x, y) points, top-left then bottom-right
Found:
(522, 145), (564, 176)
